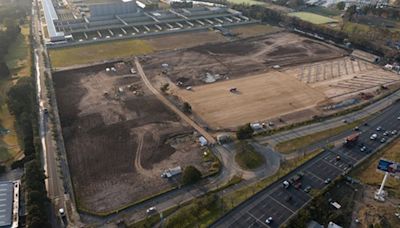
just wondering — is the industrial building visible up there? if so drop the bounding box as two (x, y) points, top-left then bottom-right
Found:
(0, 181), (19, 228)
(41, 0), (258, 47)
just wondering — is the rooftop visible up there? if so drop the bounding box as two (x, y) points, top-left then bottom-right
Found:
(0, 182), (13, 227)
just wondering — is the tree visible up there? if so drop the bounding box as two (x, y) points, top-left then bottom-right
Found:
(236, 123), (254, 140)
(0, 61), (10, 78)
(0, 165), (5, 174)
(182, 165), (202, 185)
(160, 83), (169, 93)
(182, 102), (192, 114)
(337, 2), (345, 10)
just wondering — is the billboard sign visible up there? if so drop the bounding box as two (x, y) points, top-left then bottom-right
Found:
(377, 159), (400, 177)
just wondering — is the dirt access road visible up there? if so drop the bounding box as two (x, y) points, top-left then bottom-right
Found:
(135, 57), (216, 144)
(53, 62), (211, 213)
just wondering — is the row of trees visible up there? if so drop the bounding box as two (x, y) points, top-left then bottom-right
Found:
(232, 4), (400, 61)
(7, 76), (51, 227)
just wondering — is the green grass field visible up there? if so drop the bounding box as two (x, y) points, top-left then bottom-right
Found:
(288, 12), (338, 24)
(5, 25), (31, 77)
(0, 23), (30, 163)
(227, 0), (265, 5)
(49, 39), (154, 68)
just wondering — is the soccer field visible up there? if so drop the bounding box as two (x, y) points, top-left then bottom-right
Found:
(288, 12), (338, 24)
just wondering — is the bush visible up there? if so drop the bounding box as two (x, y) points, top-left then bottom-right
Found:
(160, 83), (170, 93)
(182, 165), (202, 185)
(236, 123), (254, 140)
(182, 102), (192, 114)
(0, 165), (6, 174)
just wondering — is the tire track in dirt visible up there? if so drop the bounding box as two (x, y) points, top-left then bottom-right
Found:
(134, 132), (153, 178)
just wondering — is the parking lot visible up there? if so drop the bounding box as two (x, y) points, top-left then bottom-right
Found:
(212, 101), (400, 228)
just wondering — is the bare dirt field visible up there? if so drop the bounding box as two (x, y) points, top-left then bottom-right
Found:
(141, 32), (400, 130)
(142, 32), (347, 87)
(173, 71), (325, 129)
(53, 62), (214, 213)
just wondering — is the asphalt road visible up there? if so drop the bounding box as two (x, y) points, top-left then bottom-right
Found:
(211, 101), (400, 228)
(257, 89), (400, 147)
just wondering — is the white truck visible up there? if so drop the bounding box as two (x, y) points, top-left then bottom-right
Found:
(161, 166), (182, 178)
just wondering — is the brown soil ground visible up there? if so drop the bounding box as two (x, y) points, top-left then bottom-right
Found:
(140, 32), (400, 130)
(172, 71), (325, 129)
(354, 186), (400, 228)
(53, 62), (211, 213)
(142, 32), (347, 87)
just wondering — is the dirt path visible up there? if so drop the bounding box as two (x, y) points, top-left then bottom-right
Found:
(133, 133), (153, 178)
(134, 57), (216, 144)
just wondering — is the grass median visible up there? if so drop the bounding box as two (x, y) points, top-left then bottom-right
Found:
(275, 120), (363, 154)
(235, 141), (265, 170)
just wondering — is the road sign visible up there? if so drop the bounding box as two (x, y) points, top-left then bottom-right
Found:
(377, 159), (400, 177)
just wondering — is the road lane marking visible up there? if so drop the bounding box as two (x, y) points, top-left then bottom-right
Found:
(268, 196), (295, 213)
(247, 212), (269, 227)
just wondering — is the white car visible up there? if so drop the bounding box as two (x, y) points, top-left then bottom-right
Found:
(370, 133), (378, 140)
(146, 206), (156, 214)
(265, 217), (273, 224)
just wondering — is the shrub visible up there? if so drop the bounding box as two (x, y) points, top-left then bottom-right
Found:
(182, 165), (202, 185)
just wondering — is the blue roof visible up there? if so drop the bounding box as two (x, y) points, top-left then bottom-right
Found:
(43, 0), (65, 39)
(0, 182), (13, 227)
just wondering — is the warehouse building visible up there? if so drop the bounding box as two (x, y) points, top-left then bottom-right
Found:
(0, 181), (19, 228)
(42, 0), (258, 47)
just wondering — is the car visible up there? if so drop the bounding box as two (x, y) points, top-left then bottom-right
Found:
(360, 146), (367, 152)
(146, 207), (156, 214)
(283, 180), (290, 188)
(343, 119), (348, 123)
(392, 130), (398, 135)
(265, 217), (273, 224)
(359, 143), (365, 148)
(324, 178), (331, 184)
(397, 116), (400, 120)
(363, 122), (369, 126)
(383, 131), (390, 136)
(377, 126), (382, 131)
(304, 186), (312, 193)
(380, 138), (386, 143)
(370, 133), (378, 140)
(336, 155), (341, 161)
(354, 126), (359, 131)
(58, 208), (65, 217)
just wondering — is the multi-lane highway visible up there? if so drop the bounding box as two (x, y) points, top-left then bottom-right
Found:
(212, 101), (400, 228)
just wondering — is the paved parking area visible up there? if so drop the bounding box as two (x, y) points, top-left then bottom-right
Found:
(212, 102), (400, 228)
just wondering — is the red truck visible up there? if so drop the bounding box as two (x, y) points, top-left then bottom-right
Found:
(343, 133), (360, 147)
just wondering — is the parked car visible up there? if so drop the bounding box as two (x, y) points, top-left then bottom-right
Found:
(265, 217), (273, 224)
(360, 146), (367, 152)
(376, 126), (382, 131)
(146, 207), (156, 214)
(370, 134), (378, 140)
(304, 186), (312, 193)
(324, 178), (331, 184)
(381, 138), (386, 143)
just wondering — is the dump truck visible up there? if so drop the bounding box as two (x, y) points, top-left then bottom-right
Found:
(344, 133), (360, 147)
